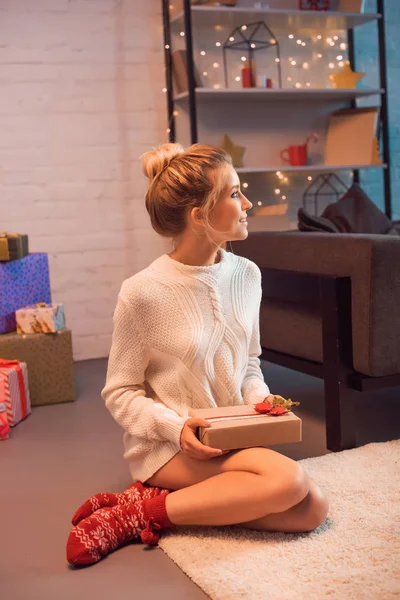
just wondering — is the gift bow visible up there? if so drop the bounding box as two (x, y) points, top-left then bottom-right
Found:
(0, 359), (28, 418)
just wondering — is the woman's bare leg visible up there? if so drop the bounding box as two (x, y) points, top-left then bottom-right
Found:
(145, 448), (328, 532)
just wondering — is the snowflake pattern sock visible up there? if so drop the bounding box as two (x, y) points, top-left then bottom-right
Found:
(71, 481), (165, 525)
(66, 489), (173, 566)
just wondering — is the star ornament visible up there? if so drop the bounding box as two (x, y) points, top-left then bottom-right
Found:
(221, 134), (246, 168)
(329, 62), (365, 89)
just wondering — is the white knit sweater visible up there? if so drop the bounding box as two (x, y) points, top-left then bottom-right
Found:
(102, 248), (270, 483)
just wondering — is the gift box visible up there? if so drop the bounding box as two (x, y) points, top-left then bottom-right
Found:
(192, 404), (302, 451)
(0, 253), (51, 334)
(0, 330), (75, 406)
(0, 233), (29, 262)
(0, 359), (31, 426)
(16, 303), (65, 334)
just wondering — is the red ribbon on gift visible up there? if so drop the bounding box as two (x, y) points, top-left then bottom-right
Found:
(0, 359), (28, 418)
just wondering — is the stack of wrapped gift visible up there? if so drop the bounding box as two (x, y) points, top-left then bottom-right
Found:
(0, 359), (31, 440)
(0, 237), (75, 407)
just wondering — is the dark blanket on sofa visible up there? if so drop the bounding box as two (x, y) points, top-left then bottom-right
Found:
(298, 183), (400, 235)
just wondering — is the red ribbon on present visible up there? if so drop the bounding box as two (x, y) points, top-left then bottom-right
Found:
(0, 359), (28, 418)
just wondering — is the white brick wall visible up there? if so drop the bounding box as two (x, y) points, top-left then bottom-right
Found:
(0, 0), (169, 360)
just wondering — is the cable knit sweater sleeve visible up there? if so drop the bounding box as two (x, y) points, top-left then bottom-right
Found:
(241, 263), (271, 405)
(101, 293), (190, 445)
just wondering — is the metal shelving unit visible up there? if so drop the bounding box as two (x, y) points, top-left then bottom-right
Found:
(162, 0), (392, 218)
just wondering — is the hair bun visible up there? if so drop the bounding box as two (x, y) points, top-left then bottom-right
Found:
(141, 143), (185, 183)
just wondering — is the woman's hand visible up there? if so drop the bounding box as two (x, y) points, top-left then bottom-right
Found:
(180, 418), (228, 461)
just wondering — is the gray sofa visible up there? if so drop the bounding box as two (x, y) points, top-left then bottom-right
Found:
(232, 231), (400, 451)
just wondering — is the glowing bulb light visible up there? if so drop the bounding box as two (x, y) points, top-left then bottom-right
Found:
(295, 82), (302, 88)
(274, 188), (280, 195)
(303, 62), (309, 69)
(242, 182), (249, 189)
(216, 42), (221, 47)
(180, 31), (185, 37)
(336, 55), (343, 60)
(241, 56), (247, 62)
(235, 76), (240, 81)
(275, 58), (280, 63)
(291, 60), (297, 66)
(165, 44), (170, 49)
(162, 87), (167, 92)
(203, 71), (208, 76)
(340, 43), (347, 50)
(200, 50), (206, 56)
(302, 42), (306, 47)
(317, 35), (322, 40)
(329, 62), (335, 69)
(297, 39), (302, 45)
(257, 201), (262, 206)
(288, 34), (294, 39)
(317, 53), (323, 58)
(241, 25), (247, 31)
(229, 36), (235, 42)
(213, 62), (219, 68)
(307, 176), (313, 181)
(282, 195), (287, 200)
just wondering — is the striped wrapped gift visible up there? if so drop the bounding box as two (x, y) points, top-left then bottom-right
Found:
(0, 359), (31, 426)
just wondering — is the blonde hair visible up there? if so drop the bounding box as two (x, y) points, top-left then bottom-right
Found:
(141, 143), (233, 241)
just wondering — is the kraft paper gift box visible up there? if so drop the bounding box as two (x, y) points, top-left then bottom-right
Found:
(0, 359), (31, 426)
(192, 404), (302, 451)
(0, 253), (51, 334)
(0, 330), (75, 406)
(0, 233), (29, 262)
(16, 303), (65, 334)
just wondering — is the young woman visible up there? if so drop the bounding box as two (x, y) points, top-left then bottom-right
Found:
(66, 143), (329, 565)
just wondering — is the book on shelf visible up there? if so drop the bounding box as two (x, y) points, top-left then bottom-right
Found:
(325, 107), (380, 166)
(171, 50), (203, 95)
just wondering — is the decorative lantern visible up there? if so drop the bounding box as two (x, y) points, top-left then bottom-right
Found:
(299, 0), (330, 9)
(222, 21), (282, 89)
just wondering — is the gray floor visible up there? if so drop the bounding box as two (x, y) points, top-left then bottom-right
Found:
(1, 359), (399, 600)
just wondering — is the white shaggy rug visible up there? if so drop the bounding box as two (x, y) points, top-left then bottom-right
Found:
(159, 440), (400, 600)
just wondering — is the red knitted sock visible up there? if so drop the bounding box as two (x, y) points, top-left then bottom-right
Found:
(66, 490), (173, 566)
(71, 482), (166, 525)
(141, 494), (175, 544)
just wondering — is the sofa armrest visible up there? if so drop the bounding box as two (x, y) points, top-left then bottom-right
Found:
(232, 232), (400, 377)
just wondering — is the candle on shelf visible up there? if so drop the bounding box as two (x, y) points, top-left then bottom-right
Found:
(242, 58), (255, 88)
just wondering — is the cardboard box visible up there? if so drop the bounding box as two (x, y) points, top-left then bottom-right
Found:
(172, 49), (203, 94)
(325, 107), (379, 166)
(0, 233), (29, 262)
(0, 330), (75, 406)
(0, 360), (31, 426)
(192, 404), (302, 451)
(0, 253), (51, 334)
(16, 303), (65, 334)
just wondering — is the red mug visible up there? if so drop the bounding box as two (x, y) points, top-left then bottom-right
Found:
(280, 144), (308, 166)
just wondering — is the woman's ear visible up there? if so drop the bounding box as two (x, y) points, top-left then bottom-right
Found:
(190, 207), (203, 222)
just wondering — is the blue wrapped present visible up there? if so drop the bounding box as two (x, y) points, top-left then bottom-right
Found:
(0, 253), (51, 334)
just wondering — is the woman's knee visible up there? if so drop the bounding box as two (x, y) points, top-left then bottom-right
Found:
(303, 486), (329, 531)
(229, 448), (309, 510)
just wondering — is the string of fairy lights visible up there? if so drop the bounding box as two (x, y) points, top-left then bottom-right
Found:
(162, 7), (353, 211)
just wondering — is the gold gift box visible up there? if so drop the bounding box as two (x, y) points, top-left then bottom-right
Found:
(0, 233), (29, 262)
(192, 404), (302, 451)
(0, 329), (75, 406)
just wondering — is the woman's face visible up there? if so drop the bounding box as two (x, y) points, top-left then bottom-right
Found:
(208, 165), (253, 242)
